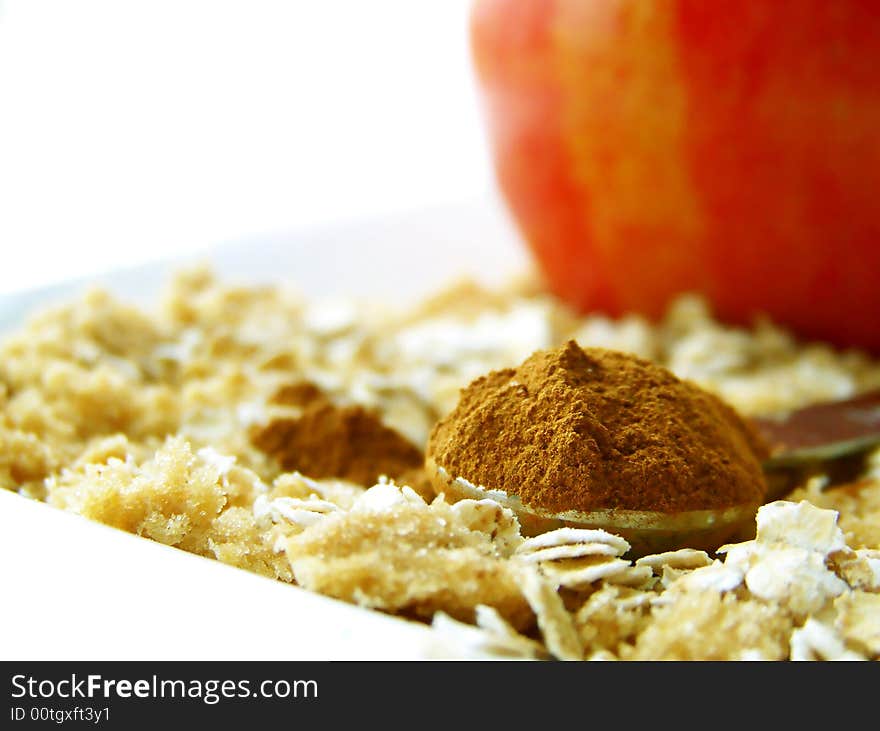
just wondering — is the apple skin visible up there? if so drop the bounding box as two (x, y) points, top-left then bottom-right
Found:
(471, 0), (880, 352)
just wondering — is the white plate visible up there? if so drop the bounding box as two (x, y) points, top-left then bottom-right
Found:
(0, 194), (529, 660)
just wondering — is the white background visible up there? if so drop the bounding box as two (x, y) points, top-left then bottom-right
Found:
(0, 0), (493, 295)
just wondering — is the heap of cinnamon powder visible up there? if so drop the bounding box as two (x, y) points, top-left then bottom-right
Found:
(427, 342), (769, 514)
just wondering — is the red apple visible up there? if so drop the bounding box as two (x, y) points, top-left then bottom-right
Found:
(471, 0), (880, 352)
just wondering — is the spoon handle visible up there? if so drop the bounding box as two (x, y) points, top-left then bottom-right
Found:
(751, 389), (880, 500)
(752, 389), (880, 467)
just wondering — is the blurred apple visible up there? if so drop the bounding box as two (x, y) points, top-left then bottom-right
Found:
(472, 0), (880, 351)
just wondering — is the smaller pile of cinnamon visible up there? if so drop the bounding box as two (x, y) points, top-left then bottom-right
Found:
(427, 341), (769, 514)
(251, 382), (423, 487)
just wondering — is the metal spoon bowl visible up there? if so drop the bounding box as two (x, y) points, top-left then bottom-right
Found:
(426, 457), (761, 556)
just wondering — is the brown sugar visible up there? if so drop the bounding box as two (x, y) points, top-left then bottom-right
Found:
(252, 384), (423, 486)
(270, 381), (325, 407)
(427, 341), (769, 514)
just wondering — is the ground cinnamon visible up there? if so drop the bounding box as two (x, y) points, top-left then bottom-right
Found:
(252, 383), (423, 486)
(427, 342), (769, 514)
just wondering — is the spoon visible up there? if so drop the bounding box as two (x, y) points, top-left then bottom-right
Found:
(427, 390), (880, 556)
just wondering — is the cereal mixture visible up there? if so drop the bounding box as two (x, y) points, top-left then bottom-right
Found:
(2, 268), (879, 660)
